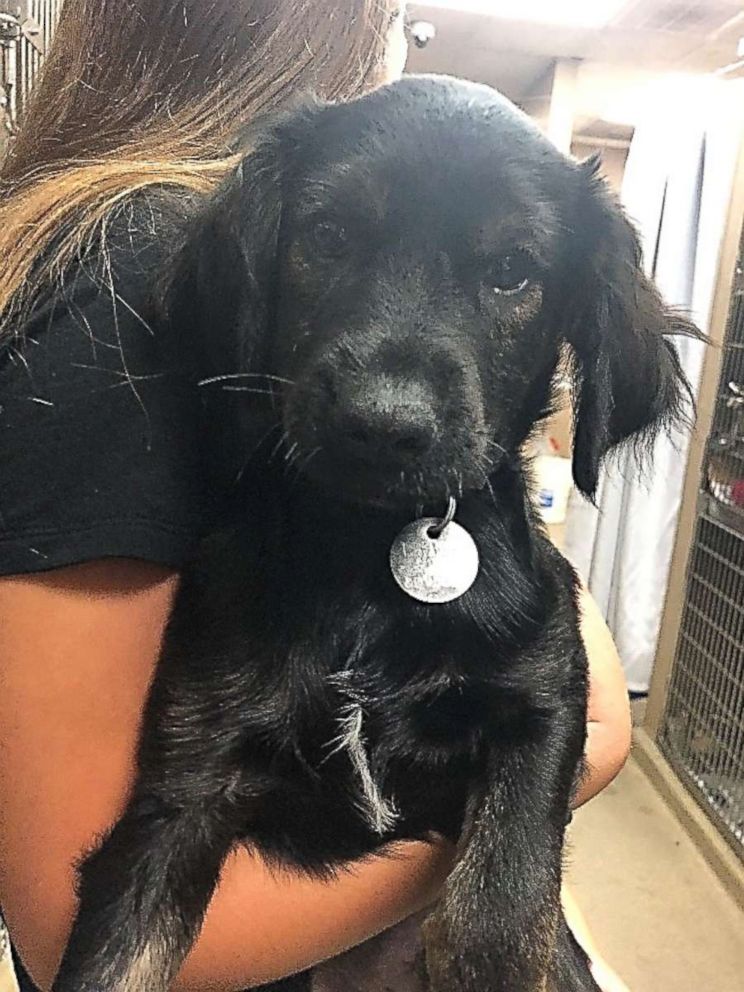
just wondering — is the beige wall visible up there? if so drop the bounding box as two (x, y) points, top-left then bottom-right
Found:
(538, 140), (629, 458)
(543, 403), (573, 459)
(523, 64), (637, 460)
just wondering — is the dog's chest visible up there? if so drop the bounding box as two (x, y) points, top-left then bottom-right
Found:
(244, 676), (482, 860)
(175, 490), (557, 856)
(236, 605), (532, 857)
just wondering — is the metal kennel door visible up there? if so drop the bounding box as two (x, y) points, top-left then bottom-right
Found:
(658, 236), (744, 859)
(0, 0), (62, 156)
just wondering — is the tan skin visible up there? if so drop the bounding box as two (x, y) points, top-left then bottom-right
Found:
(0, 557), (630, 992)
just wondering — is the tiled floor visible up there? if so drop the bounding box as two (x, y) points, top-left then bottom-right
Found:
(0, 923), (17, 992)
(0, 962), (17, 992)
(569, 753), (744, 992)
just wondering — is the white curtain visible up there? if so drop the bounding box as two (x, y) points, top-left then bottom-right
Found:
(564, 77), (744, 693)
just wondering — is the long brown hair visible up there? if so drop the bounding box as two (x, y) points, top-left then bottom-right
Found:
(0, 0), (400, 337)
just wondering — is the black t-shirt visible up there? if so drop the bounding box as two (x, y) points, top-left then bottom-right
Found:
(0, 195), (204, 575)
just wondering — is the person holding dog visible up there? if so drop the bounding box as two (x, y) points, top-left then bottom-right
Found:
(0, 2), (630, 990)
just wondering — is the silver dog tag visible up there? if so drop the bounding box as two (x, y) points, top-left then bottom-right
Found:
(390, 499), (479, 604)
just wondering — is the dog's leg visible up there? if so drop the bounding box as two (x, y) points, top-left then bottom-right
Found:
(548, 917), (601, 992)
(423, 709), (594, 992)
(51, 792), (237, 992)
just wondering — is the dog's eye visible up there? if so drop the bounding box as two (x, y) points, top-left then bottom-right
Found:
(491, 252), (532, 295)
(311, 219), (348, 255)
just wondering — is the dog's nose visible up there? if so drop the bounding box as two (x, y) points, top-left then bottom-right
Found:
(330, 376), (437, 463)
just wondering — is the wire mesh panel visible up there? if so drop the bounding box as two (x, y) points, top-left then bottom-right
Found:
(20, 0), (63, 118)
(1, 0), (62, 140)
(659, 249), (744, 858)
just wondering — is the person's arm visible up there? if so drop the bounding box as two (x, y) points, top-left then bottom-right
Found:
(0, 564), (628, 991)
(573, 584), (632, 808)
(0, 560), (454, 992)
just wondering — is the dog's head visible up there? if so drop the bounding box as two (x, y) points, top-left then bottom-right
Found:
(165, 75), (697, 509)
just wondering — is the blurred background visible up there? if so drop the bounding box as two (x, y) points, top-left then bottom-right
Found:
(2, 2), (744, 990)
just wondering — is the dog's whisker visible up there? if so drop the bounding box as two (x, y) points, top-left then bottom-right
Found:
(484, 438), (508, 458)
(197, 373), (295, 387)
(235, 422), (283, 482)
(219, 386), (277, 396)
(270, 430), (290, 462)
(299, 446), (323, 474)
(250, 421), (283, 458)
(283, 443), (306, 478)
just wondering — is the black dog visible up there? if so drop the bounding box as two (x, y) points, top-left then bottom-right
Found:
(52, 76), (697, 992)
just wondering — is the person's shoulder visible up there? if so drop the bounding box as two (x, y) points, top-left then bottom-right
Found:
(20, 186), (198, 338)
(98, 187), (197, 273)
(77, 187), (197, 300)
(0, 187), (207, 577)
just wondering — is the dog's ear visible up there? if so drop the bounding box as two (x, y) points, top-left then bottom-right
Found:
(160, 135), (284, 382)
(156, 116), (307, 488)
(563, 158), (700, 498)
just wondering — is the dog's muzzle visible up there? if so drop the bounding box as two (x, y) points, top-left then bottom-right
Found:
(321, 373), (439, 468)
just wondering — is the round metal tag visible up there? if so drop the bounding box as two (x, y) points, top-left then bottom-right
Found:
(389, 517), (479, 604)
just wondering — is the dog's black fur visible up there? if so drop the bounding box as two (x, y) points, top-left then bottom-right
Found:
(52, 76), (698, 992)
